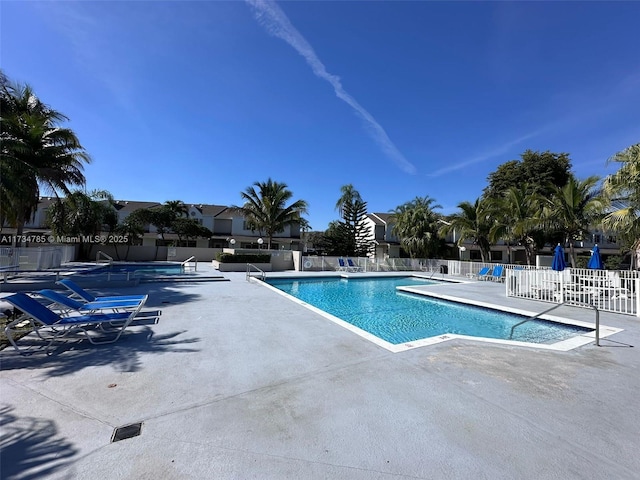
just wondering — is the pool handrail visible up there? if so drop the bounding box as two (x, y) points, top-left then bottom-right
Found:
(96, 251), (113, 265)
(181, 256), (197, 271)
(246, 263), (266, 282)
(509, 300), (600, 346)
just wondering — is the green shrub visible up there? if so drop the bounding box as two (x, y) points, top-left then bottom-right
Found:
(215, 253), (271, 263)
(574, 256), (589, 269)
(605, 255), (622, 270)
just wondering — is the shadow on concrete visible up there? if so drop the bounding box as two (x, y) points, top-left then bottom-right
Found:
(0, 327), (200, 376)
(0, 278), (216, 356)
(71, 282), (206, 309)
(0, 405), (77, 480)
(597, 338), (634, 348)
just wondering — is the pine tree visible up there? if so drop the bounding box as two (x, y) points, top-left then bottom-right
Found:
(327, 199), (373, 257)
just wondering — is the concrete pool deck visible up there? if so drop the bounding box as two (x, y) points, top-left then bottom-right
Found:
(1, 267), (639, 479)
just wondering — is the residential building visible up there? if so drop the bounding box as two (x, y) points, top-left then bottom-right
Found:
(1, 197), (302, 250)
(1, 198), (625, 264)
(363, 213), (401, 259)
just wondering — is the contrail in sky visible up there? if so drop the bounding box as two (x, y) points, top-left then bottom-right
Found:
(427, 131), (542, 178)
(246, 0), (417, 175)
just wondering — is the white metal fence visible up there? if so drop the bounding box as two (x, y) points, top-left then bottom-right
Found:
(445, 260), (543, 278)
(299, 256), (639, 317)
(0, 245), (76, 271)
(506, 267), (639, 317)
(300, 257), (544, 276)
(301, 256), (434, 272)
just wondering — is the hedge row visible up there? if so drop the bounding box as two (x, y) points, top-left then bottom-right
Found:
(215, 253), (271, 263)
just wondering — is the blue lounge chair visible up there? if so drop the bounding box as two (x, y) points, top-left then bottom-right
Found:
(336, 258), (349, 271)
(474, 266), (491, 280)
(491, 265), (505, 282)
(57, 278), (147, 304)
(3, 292), (145, 354)
(347, 258), (363, 272)
(37, 289), (146, 314)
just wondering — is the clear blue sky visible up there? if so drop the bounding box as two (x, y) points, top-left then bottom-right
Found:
(2, 1), (639, 230)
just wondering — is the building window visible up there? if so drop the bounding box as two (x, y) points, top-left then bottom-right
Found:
(242, 221), (255, 231)
(470, 250), (481, 261)
(491, 251), (503, 261)
(607, 235), (617, 244)
(176, 240), (196, 247)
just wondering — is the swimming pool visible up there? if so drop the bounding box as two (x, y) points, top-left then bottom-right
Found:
(84, 262), (187, 276)
(265, 276), (595, 349)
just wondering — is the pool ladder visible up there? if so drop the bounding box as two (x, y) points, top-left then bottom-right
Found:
(509, 300), (601, 346)
(96, 251), (113, 265)
(181, 256), (197, 271)
(246, 263), (266, 282)
(427, 269), (444, 280)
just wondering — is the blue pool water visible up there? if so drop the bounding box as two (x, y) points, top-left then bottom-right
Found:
(85, 263), (186, 276)
(266, 276), (592, 345)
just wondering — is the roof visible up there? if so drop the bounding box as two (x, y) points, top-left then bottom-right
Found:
(370, 213), (395, 224)
(199, 205), (228, 216)
(37, 197), (232, 217)
(35, 197), (162, 213)
(36, 197), (57, 209)
(113, 200), (161, 212)
(214, 207), (244, 219)
(366, 214), (385, 226)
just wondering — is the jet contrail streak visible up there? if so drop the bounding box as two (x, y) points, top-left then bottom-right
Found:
(246, 0), (417, 174)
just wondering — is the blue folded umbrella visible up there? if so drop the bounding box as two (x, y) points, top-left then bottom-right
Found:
(587, 244), (603, 269)
(552, 244), (566, 271)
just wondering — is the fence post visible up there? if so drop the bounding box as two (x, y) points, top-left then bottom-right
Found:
(636, 278), (640, 318)
(505, 271), (510, 296)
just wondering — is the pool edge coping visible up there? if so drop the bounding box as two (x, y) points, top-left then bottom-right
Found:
(256, 275), (623, 353)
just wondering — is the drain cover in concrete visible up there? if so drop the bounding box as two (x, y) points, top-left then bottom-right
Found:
(111, 422), (142, 442)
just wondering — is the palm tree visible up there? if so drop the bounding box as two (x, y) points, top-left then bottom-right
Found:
(1, 75), (90, 244)
(47, 190), (118, 259)
(131, 200), (188, 244)
(542, 175), (604, 267)
(391, 196), (443, 258)
(440, 198), (492, 263)
(234, 178), (308, 249)
(113, 217), (144, 260)
(298, 217), (311, 234)
(602, 143), (640, 268)
(333, 198), (373, 257)
(488, 185), (544, 266)
(164, 200), (189, 219)
(335, 184), (363, 217)
(171, 218), (212, 247)
(48, 189), (118, 236)
(298, 217), (312, 252)
(327, 185), (372, 257)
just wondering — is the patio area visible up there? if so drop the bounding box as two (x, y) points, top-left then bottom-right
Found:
(1, 267), (639, 479)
